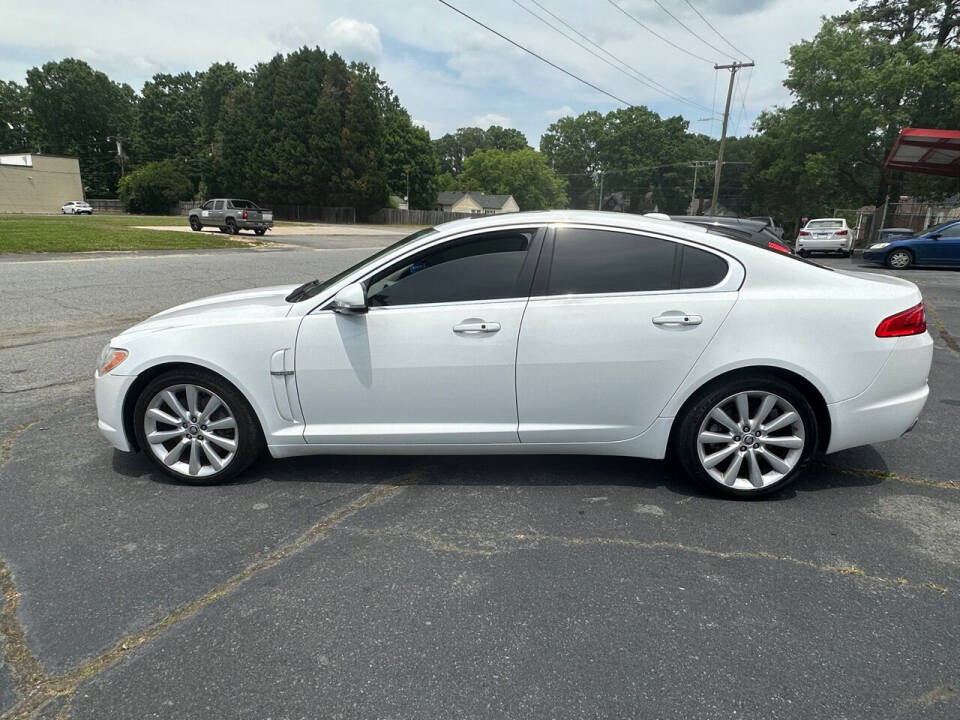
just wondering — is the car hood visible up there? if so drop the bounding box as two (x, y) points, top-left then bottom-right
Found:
(117, 284), (298, 337)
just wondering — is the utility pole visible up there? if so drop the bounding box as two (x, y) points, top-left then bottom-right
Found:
(404, 167), (410, 209)
(710, 61), (754, 216)
(107, 135), (128, 176)
(597, 169), (604, 211)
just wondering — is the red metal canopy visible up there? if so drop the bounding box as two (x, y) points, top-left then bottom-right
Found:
(884, 127), (960, 176)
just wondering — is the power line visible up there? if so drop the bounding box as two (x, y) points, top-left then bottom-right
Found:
(524, 0), (720, 116)
(436, 0), (633, 107)
(681, 0), (754, 63)
(515, 0), (720, 116)
(648, 0), (739, 62)
(604, 0), (715, 65)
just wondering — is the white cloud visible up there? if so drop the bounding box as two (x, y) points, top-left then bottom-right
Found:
(472, 113), (512, 129)
(323, 17), (382, 64)
(545, 105), (575, 120)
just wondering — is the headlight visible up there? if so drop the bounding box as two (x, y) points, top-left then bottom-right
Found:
(98, 345), (128, 375)
(870, 243), (890, 249)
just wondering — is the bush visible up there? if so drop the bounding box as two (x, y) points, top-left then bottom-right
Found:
(118, 160), (194, 214)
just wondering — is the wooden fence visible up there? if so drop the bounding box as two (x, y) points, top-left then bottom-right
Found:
(368, 208), (474, 225)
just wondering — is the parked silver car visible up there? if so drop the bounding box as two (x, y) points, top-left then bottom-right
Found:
(188, 198), (273, 235)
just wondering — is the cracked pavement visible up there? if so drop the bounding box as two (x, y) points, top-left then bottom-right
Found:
(1, 243), (959, 719)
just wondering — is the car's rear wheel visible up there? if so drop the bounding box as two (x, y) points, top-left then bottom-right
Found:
(226, 218), (239, 235)
(886, 249), (913, 269)
(254, 228), (266, 236)
(133, 369), (263, 485)
(675, 376), (817, 498)
(189, 216), (202, 231)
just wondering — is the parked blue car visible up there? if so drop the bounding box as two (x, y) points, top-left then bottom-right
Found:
(863, 219), (960, 269)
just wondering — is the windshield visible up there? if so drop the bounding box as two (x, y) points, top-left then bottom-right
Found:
(923, 220), (958, 235)
(290, 227), (438, 302)
(806, 220), (843, 229)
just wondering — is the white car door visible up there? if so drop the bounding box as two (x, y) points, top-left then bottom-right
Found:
(294, 227), (544, 444)
(517, 225), (741, 443)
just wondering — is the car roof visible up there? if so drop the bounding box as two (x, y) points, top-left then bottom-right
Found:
(669, 215), (769, 232)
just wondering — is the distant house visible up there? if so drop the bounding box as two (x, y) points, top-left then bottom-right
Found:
(434, 190), (519, 215)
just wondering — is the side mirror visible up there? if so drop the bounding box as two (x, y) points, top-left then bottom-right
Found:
(929, 233), (942, 240)
(331, 282), (367, 314)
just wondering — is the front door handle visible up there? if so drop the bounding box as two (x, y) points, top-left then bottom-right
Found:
(453, 319), (501, 334)
(652, 313), (702, 326)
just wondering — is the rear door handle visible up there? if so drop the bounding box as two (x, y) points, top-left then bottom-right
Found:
(652, 313), (702, 326)
(453, 319), (501, 334)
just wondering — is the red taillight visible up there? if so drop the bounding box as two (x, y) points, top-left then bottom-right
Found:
(876, 303), (926, 337)
(767, 240), (791, 254)
(836, 229), (848, 236)
(799, 230), (810, 236)
(242, 209), (248, 219)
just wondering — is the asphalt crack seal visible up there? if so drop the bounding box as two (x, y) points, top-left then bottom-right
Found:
(343, 527), (952, 595)
(926, 299), (960, 355)
(0, 475), (413, 720)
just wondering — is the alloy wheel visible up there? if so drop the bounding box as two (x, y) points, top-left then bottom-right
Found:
(888, 250), (911, 269)
(143, 383), (238, 478)
(696, 391), (806, 491)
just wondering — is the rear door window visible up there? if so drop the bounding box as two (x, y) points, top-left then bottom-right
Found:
(545, 228), (728, 295)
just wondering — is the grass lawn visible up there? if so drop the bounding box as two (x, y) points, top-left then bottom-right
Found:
(0, 214), (258, 253)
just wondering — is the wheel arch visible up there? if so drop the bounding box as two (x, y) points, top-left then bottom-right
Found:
(122, 361), (264, 452)
(666, 365), (831, 454)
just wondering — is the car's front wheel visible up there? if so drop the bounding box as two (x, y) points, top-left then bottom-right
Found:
(675, 376), (818, 498)
(886, 249), (913, 269)
(133, 369), (263, 485)
(189, 216), (202, 231)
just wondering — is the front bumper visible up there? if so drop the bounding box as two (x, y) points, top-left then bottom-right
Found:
(94, 370), (138, 452)
(825, 333), (933, 453)
(862, 249), (886, 265)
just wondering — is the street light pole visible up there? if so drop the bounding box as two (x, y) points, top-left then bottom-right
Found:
(710, 61), (754, 216)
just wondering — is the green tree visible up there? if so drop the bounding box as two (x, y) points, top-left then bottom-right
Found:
(434, 125), (530, 175)
(459, 148), (567, 210)
(838, 0), (958, 46)
(0, 80), (30, 153)
(117, 159), (194, 214)
(381, 95), (439, 209)
(746, 18), (960, 221)
(134, 72), (201, 173)
(25, 59), (135, 196)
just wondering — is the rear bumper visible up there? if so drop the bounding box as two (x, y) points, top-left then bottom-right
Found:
(237, 221), (273, 230)
(797, 238), (851, 252)
(825, 333), (933, 453)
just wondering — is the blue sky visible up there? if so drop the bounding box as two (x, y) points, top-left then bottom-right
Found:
(0, 0), (849, 146)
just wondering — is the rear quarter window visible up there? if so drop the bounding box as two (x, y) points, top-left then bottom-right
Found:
(678, 246), (728, 288)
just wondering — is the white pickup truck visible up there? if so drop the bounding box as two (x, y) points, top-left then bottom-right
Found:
(188, 198), (273, 236)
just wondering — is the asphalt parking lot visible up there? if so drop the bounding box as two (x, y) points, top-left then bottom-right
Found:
(1, 236), (959, 719)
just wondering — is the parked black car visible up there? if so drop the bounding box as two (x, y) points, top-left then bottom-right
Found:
(668, 215), (794, 255)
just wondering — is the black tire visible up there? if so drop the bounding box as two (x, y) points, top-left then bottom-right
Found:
(886, 249), (913, 270)
(133, 368), (264, 485)
(797, 249), (808, 257)
(218, 226), (227, 233)
(226, 218), (239, 235)
(189, 216), (202, 231)
(254, 228), (266, 236)
(673, 374), (819, 498)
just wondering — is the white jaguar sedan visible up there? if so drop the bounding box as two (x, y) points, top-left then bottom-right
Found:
(95, 211), (932, 497)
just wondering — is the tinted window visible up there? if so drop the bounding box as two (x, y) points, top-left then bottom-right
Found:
(936, 223), (960, 238)
(679, 246), (728, 288)
(547, 228), (677, 295)
(229, 199), (257, 209)
(202, 201), (214, 210)
(214, 200), (224, 210)
(366, 229), (533, 307)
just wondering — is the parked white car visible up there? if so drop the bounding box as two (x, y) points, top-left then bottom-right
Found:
(61, 200), (93, 215)
(95, 211), (932, 497)
(797, 218), (852, 256)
